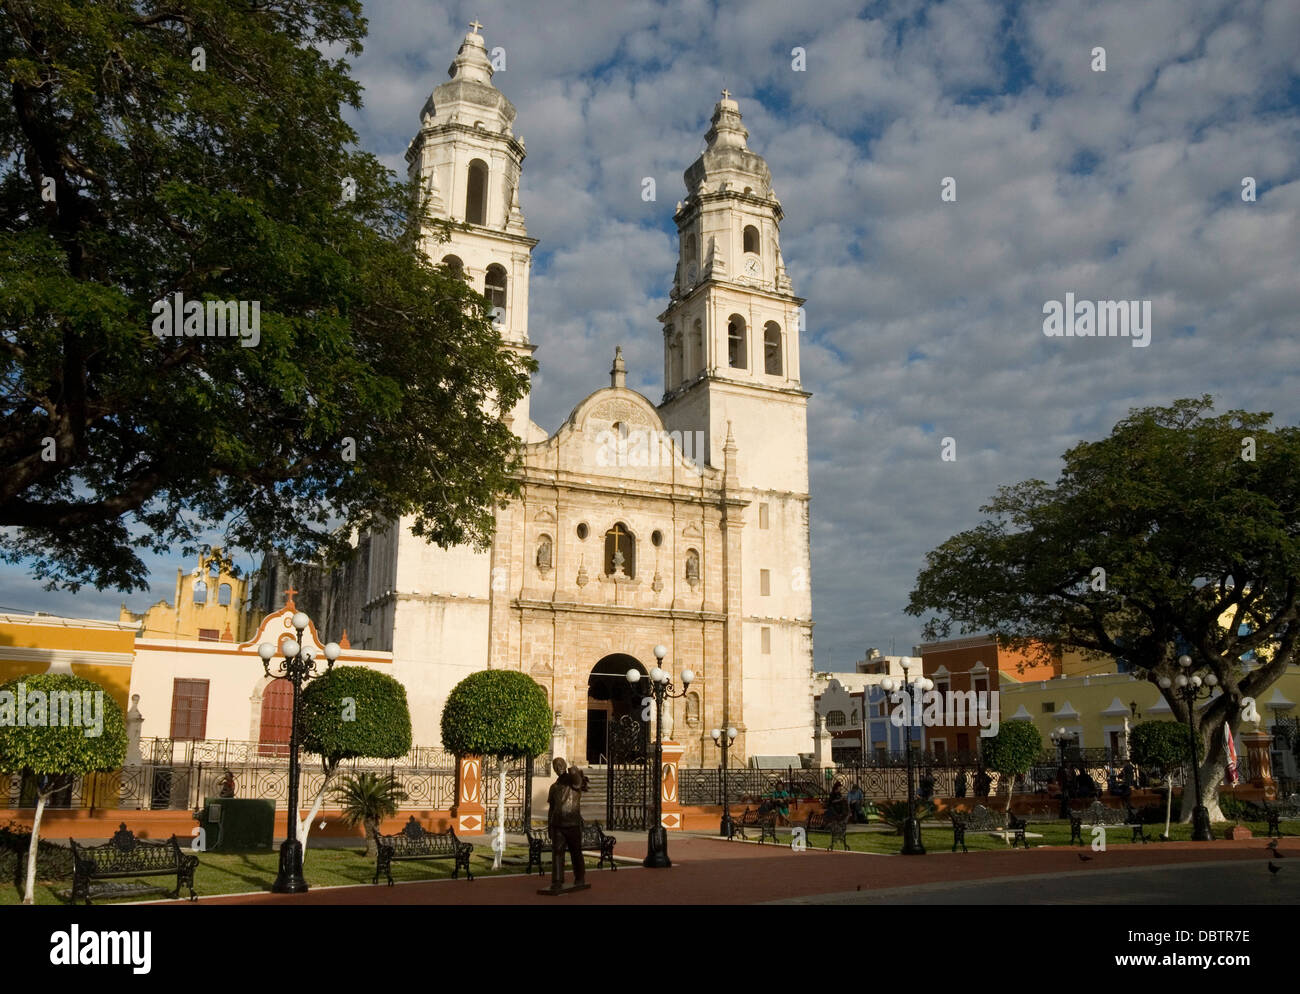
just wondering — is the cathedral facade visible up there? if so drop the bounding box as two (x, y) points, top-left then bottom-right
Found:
(326, 28), (814, 768)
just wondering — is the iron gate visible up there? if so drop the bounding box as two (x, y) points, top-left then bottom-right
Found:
(606, 714), (649, 830)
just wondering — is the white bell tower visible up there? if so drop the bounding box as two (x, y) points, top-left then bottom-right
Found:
(657, 92), (814, 759)
(404, 23), (537, 438)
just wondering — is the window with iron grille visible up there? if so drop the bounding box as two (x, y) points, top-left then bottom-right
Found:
(169, 679), (209, 740)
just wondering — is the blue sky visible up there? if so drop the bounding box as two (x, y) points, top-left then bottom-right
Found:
(4, 0), (1299, 673)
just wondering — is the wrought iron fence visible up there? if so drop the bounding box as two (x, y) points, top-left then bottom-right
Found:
(137, 737), (459, 770)
(2, 740), (531, 812)
(676, 755), (1200, 806)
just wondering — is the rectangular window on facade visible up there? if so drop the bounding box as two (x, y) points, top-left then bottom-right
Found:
(170, 679), (209, 740)
(760, 569), (770, 596)
(932, 739), (947, 757)
(198, 628), (219, 641)
(759, 503), (769, 529)
(761, 627), (771, 654)
(1042, 702), (1055, 713)
(973, 677), (988, 695)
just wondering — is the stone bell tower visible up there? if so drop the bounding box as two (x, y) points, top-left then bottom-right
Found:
(657, 92), (814, 759)
(404, 22), (537, 438)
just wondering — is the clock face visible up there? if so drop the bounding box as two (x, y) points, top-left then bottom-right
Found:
(744, 255), (761, 277)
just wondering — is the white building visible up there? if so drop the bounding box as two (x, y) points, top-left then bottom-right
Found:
(285, 28), (817, 767)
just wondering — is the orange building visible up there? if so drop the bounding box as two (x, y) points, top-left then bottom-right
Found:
(918, 634), (1061, 756)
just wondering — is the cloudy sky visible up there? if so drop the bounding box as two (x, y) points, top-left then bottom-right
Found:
(5, 0), (1298, 672)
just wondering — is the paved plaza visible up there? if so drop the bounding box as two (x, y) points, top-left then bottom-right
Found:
(187, 834), (1299, 906)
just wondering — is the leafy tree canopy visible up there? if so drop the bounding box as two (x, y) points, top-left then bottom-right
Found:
(0, 673), (126, 774)
(1130, 719), (1199, 775)
(907, 397), (1300, 746)
(441, 669), (550, 760)
(299, 665), (412, 763)
(981, 720), (1041, 777)
(0, 0), (533, 591)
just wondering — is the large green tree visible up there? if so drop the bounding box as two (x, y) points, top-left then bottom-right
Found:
(0, 1), (532, 592)
(0, 673), (126, 904)
(296, 665), (411, 855)
(441, 670), (550, 869)
(908, 397), (1300, 824)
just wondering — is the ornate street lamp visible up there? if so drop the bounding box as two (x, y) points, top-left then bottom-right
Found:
(626, 644), (693, 868)
(1158, 654), (1217, 842)
(880, 660), (933, 855)
(258, 613), (341, 893)
(710, 725), (739, 838)
(1050, 726), (1072, 820)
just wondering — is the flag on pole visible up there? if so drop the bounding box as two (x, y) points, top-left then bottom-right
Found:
(1223, 722), (1239, 786)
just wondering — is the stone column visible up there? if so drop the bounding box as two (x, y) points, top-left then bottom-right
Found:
(455, 754), (486, 835)
(813, 712), (834, 768)
(125, 694), (144, 766)
(1242, 730), (1276, 799)
(549, 709), (566, 765)
(659, 740), (684, 831)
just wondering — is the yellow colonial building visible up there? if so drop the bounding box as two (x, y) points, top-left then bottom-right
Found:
(119, 547), (253, 644)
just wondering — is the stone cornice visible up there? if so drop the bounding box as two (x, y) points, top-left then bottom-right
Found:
(514, 474), (748, 508)
(0, 646), (134, 668)
(511, 598), (727, 623)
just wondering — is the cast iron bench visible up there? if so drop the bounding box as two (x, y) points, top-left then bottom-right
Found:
(373, 816), (473, 884)
(734, 804), (779, 844)
(69, 822), (198, 906)
(1264, 795), (1300, 837)
(804, 807), (850, 851)
(1069, 800), (1148, 845)
(524, 821), (618, 875)
(950, 804), (1030, 851)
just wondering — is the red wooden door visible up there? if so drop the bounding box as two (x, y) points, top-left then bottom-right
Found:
(258, 681), (294, 757)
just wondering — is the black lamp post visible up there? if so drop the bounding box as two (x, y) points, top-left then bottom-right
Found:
(710, 724), (738, 837)
(1158, 654), (1217, 842)
(258, 613), (340, 894)
(880, 661), (932, 855)
(1050, 726), (1072, 820)
(625, 644), (693, 868)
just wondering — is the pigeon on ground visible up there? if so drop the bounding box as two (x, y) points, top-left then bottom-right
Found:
(1268, 861), (1282, 875)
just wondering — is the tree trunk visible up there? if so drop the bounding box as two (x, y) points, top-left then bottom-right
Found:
(1163, 774), (1174, 839)
(493, 759), (506, 869)
(1179, 756), (1227, 824)
(22, 791), (48, 905)
(296, 760), (338, 858)
(1005, 772), (1014, 815)
(363, 816), (378, 858)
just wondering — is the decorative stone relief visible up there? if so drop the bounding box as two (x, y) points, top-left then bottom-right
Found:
(591, 399), (650, 426)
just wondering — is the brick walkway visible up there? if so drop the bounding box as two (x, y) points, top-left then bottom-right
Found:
(191, 835), (1298, 906)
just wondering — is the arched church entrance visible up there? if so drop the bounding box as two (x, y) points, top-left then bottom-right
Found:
(586, 654), (645, 764)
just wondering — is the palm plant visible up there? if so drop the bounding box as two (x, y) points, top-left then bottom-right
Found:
(332, 771), (409, 857)
(873, 799), (936, 834)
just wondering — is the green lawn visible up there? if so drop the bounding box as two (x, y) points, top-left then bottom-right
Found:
(1, 842), (557, 906)
(771, 818), (1299, 855)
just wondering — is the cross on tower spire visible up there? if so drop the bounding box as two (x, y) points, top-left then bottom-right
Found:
(469, 18), (483, 34)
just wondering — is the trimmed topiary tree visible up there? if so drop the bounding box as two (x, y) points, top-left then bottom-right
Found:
(1131, 719), (1199, 838)
(982, 720), (1042, 814)
(441, 670), (551, 868)
(297, 666), (412, 855)
(0, 674), (126, 904)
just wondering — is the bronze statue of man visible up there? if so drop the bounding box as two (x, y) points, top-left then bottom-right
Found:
(544, 757), (587, 892)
